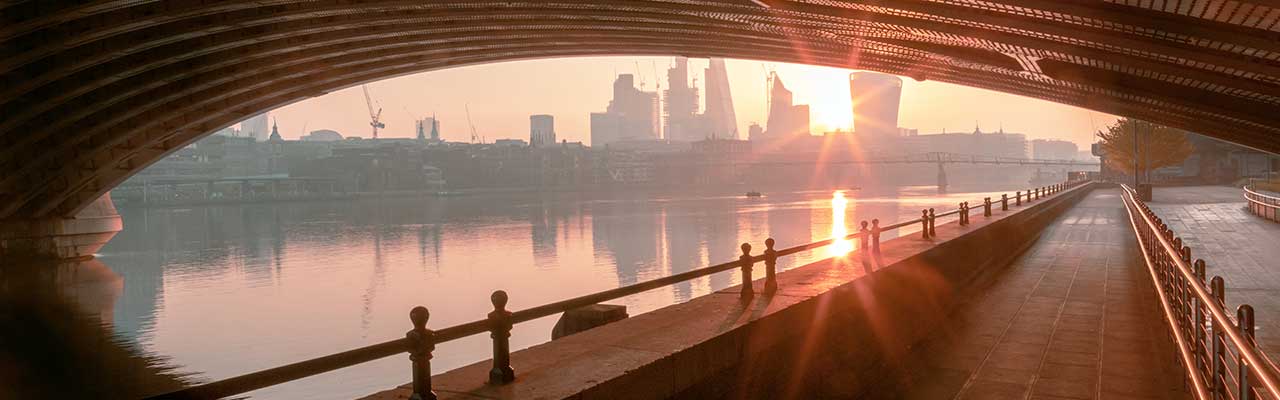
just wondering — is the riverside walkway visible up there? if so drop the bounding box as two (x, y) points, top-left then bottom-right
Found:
(1147, 185), (1280, 362)
(891, 189), (1189, 400)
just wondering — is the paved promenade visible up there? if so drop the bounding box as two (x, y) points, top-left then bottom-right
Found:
(1148, 185), (1280, 361)
(894, 189), (1189, 400)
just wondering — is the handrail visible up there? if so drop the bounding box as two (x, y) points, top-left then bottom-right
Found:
(1244, 184), (1280, 210)
(1244, 183), (1280, 224)
(1120, 184), (1280, 399)
(144, 180), (1088, 400)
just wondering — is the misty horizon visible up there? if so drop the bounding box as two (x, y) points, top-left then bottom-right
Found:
(253, 56), (1117, 148)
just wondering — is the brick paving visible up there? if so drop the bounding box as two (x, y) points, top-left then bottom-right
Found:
(895, 189), (1190, 400)
(1147, 185), (1280, 362)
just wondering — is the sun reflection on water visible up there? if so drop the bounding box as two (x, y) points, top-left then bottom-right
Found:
(828, 191), (853, 257)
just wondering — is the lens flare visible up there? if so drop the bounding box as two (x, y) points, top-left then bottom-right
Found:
(829, 191), (853, 256)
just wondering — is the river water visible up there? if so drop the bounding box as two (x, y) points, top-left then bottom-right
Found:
(43, 185), (1017, 399)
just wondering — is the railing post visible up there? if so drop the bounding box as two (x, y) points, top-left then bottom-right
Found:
(407, 306), (437, 400)
(487, 291), (515, 385)
(1001, 194), (1008, 211)
(1016, 191), (1022, 206)
(859, 220), (871, 268)
(871, 219), (881, 257)
(959, 202), (967, 226)
(1239, 304), (1257, 400)
(928, 208), (937, 237)
(739, 243), (754, 299)
(1194, 260), (1207, 380)
(984, 197), (992, 217)
(921, 209), (929, 239)
(1212, 276), (1227, 396)
(763, 238), (777, 294)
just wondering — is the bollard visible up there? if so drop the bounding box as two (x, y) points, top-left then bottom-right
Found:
(921, 209), (929, 239)
(983, 197), (992, 217)
(928, 208), (937, 237)
(1016, 191), (1022, 206)
(1239, 304), (1257, 400)
(1001, 194), (1008, 211)
(487, 291), (515, 384)
(407, 306), (437, 400)
(871, 219), (881, 257)
(958, 202), (967, 226)
(1212, 276), (1226, 395)
(739, 243), (753, 299)
(763, 238), (778, 294)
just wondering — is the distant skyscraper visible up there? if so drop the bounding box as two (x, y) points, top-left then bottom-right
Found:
(530, 114), (555, 147)
(849, 72), (903, 138)
(591, 74), (658, 147)
(703, 58), (737, 139)
(416, 117), (440, 142)
(664, 58), (702, 142)
(762, 72), (809, 141)
(242, 112), (270, 142)
(748, 123), (764, 141)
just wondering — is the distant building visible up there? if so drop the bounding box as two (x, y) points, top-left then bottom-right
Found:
(416, 117), (440, 142)
(761, 72), (810, 142)
(267, 121), (286, 174)
(213, 126), (240, 137)
(897, 126), (1027, 159)
(241, 112), (270, 142)
(849, 72), (903, 138)
(530, 114), (555, 147)
(1031, 139), (1078, 160)
(591, 74), (658, 147)
(301, 129), (343, 142)
(664, 58), (700, 142)
(704, 58), (738, 140)
(748, 123), (764, 141)
(494, 139), (528, 147)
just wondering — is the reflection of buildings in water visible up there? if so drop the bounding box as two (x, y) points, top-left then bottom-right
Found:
(590, 201), (661, 287)
(418, 223), (442, 270)
(700, 202), (739, 292)
(764, 196), (813, 273)
(529, 200), (558, 270)
(663, 208), (702, 301)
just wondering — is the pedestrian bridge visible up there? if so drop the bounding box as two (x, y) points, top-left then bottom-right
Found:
(136, 181), (1280, 400)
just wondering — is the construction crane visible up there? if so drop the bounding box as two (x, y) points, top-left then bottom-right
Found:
(362, 84), (385, 139)
(465, 104), (479, 144)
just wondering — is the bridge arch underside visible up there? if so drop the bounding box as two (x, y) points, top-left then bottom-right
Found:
(4, 1), (1280, 219)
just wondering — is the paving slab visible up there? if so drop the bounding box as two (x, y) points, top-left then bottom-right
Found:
(1147, 185), (1280, 361)
(895, 189), (1190, 400)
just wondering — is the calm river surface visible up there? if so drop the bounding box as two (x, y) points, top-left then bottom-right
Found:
(76, 184), (1016, 399)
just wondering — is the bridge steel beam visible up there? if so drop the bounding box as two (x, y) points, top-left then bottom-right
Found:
(4, 1), (1280, 219)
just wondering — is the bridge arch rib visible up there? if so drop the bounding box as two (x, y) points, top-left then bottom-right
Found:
(3, 0), (1280, 219)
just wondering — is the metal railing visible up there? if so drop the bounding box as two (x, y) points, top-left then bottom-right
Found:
(1121, 184), (1280, 400)
(144, 180), (1088, 400)
(1244, 181), (1280, 223)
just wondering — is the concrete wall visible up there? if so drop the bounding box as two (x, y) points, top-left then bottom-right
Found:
(360, 183), (1095, 400)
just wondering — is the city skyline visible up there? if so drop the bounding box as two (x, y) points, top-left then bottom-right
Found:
(262, 56), (1117, 148)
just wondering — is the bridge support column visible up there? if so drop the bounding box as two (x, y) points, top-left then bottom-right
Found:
(0, 193), (123, 263)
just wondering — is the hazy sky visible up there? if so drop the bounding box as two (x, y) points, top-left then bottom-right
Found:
(265, 57), (1116, 148)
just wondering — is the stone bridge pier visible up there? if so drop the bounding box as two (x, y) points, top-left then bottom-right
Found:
(0, 193), (122, 262)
